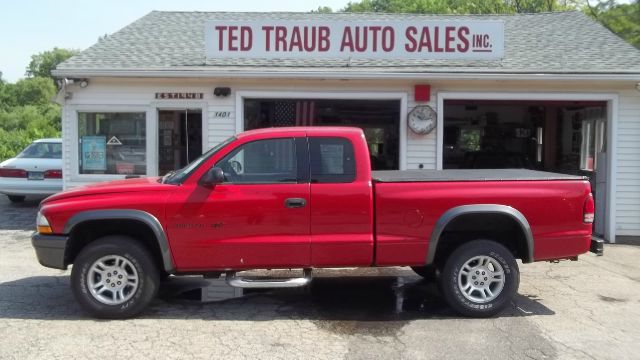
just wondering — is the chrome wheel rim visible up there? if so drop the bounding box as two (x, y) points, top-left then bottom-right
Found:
(457, 255), (505, 303)
(87, 255), (139, 305)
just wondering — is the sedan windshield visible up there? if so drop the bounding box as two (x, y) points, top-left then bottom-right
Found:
(163, 136), (236, 185)
(16, 142), (62, 159)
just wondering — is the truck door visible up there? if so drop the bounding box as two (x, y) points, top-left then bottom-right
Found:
(308, 136), (374, 266)
(166, 136), (310, 270)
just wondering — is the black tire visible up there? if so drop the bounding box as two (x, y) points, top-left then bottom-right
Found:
(439, 240), (519, 318)
(71, 236), (160, 319)
(7, 195), (25, 203)
(410, 265), (439, 280)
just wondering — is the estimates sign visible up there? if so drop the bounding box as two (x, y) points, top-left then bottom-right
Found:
(205, 20), (504, 60)
(155, 93), (204, 100)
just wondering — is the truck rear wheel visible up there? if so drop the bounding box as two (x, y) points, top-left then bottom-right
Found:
(439, 240), (519, 318)
(70, 236), (160, 319)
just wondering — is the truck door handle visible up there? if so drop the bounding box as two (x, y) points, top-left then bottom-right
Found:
(285, 198), (307, 208)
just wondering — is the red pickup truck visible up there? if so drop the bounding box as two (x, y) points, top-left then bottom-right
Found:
(32, 127), (601, 319)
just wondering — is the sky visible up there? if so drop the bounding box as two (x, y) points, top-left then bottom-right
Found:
(0, 0), (351, 82)
(1, 0), (634, 82)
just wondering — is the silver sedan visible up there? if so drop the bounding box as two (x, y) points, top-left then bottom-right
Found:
(0, 138), (63, 202)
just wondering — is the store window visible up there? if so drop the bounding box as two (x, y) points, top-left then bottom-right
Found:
(78, 112), (146, 175)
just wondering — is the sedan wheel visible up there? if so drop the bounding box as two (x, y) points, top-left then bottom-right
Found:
(7, 195), (25, 203)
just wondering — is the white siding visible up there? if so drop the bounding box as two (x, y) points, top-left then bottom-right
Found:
(61, 105), (72, 189)
(616, 90), (640, 236)
(60, 77), (640, 237)
(406, 87), (438, 169)
(207, 86), (236, 147)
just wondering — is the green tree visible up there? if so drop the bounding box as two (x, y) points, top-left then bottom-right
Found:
(12, 77), (56, 107)
(312, 6), (334, 13)
(26, 47), (79, 79)
(338, 0), (637, 48)
(341, 0), (574, 13)
(584, 0), (640, 48)
(0, 49), (67, 160)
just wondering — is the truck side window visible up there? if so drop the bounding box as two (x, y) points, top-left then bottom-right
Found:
(216, 138), (297, 184)
(309, 137), (356, 183)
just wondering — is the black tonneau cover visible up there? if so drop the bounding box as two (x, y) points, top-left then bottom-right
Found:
(372, 169), (587, 183)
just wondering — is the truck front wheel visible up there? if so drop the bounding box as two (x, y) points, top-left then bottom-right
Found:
(440, 240), (519, 318)
(70, 236), (160, 319)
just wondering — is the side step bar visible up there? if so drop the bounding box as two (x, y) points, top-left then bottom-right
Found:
(225, 269), (312, 289)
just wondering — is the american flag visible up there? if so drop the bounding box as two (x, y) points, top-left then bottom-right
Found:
(273, 100), (315, 127)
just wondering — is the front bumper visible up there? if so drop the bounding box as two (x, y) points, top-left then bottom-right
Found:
(590, 237), (604, 256)
(31, 233), (69, 269)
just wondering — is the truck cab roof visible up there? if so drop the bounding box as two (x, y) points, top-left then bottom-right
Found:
(237, 126), (364, 139)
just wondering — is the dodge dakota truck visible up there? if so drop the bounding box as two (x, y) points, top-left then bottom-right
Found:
(32, 127), (601, 319)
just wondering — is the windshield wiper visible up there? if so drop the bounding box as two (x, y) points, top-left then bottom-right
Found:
(160, 170), (177, 184)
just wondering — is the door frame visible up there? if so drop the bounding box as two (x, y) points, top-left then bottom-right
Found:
(437, 91), (619, 243)
(235, 90), (409, 170)
(150, 101), (208, 176)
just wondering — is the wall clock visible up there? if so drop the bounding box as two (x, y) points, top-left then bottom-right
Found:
(408, 106), (437, 135)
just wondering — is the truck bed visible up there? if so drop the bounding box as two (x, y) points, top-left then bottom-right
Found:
(372, 169), (587, 183)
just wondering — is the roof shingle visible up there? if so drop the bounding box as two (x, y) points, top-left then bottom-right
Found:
(55, 11), (640, 75)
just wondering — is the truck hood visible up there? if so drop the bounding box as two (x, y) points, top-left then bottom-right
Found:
(42, 177), (172, 203)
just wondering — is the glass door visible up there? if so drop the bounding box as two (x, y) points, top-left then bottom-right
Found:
(158, 109), (202, 176)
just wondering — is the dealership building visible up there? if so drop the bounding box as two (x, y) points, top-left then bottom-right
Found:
(52, 11), (640, 242)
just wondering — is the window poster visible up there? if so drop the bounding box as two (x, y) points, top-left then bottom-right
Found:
(320, 144), (344, 174)
(81, 136), (107, 171)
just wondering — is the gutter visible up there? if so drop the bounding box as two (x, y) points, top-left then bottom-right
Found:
(51, 69), (640, 82)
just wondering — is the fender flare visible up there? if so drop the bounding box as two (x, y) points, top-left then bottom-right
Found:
(426, 204), (534, 265)
(64, 209), (175, 273)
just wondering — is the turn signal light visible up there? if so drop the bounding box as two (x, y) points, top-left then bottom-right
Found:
(0, 168), (27, 177)
(36, 211), (53, 234)
(37, 225), (53, 234)
(583, 194), (595, 224)
(44, 170), (63, 179)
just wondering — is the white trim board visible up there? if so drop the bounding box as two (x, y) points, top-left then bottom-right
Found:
(437, 91), (619, 243)
(52, 69), (640, 82)
(235, 90), (409, 170)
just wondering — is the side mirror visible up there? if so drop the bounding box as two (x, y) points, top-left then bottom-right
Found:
(199, 167), (225, 188)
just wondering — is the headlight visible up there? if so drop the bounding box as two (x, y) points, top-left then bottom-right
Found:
(36, 211), (52, 234)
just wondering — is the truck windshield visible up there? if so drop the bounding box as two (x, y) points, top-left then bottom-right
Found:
(162, 136), (236, 185)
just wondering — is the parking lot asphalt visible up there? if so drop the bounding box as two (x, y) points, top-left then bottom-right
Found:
(1, 195), (639, 360)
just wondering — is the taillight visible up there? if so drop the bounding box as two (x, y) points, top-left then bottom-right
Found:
(583, 194), (595, 223)
(44, 170), (62, 179)
(0, 168), (27, 178)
